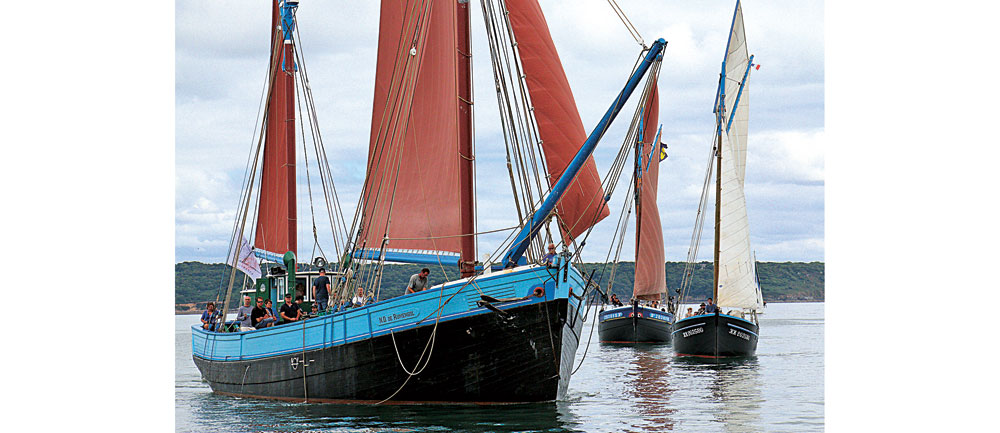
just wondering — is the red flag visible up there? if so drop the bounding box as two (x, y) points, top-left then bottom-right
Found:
(755, 64), (761, 70)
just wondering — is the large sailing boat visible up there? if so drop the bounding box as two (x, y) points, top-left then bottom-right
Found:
(191, 0), (666, 403)
(671, 0), (763, 358)
(597, 81), (675, 344)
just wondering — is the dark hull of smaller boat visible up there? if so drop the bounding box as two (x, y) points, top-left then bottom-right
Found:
(671, 312), (758, 358)
(597, 305), (672, 343)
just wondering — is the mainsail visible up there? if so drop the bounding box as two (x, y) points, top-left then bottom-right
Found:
(716, 129), (760, 309)
(254, 1), (297, 258)
(715, 0), (760, 310)
(506, 0), (610, 241)
(357, 0), (472, 264)
(633, 85), (666, 301)
(723, 1), (750, 186)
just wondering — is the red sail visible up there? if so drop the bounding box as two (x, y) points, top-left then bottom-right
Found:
(359, 0), (467, 256)
(255, 1), (296, 257)
(633, 85), (666, 301)
(506, 0), (609, 242)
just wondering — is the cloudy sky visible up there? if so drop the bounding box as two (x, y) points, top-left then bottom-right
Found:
(175, 0), (823, 265)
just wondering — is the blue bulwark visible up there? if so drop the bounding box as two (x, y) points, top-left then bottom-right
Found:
(192, 264), (587, 362)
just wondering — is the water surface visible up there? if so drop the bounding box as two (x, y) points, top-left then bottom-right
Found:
(176, 302), (823, 432)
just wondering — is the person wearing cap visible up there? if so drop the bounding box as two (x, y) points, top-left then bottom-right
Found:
(542, 243), (557, 265)
(405, 268), (430, 295)
(313, 268), (331, 311)
(695, 303), (706, 316)
(279, 293), (303, 324)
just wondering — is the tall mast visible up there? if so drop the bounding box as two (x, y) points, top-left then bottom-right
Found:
(713, 64), (726, 303)
(456, 0), (476, 277)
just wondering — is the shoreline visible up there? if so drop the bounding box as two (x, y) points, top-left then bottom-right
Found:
(175, 299), (825, 314)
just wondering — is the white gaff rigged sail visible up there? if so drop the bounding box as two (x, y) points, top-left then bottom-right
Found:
(723, 1), (750, 186)
(716, 131), (761, 310)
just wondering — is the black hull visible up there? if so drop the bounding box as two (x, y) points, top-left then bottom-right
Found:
(193, 298), (581, 403)
(671, 313), (758, 358)
(598, 316), (671, 343)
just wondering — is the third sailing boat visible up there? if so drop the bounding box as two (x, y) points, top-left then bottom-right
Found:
(671, 0), (764, 359)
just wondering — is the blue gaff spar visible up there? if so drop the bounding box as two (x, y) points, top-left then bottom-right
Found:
(193, 0), (667, 403)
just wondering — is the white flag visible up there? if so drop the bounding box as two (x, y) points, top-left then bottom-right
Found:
(228, 236), (262, 280)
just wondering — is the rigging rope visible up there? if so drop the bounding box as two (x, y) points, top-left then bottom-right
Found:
(606, 0), (646, 48)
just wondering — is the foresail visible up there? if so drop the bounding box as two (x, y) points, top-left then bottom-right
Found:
(722, 0), (750, 186)
(506, 0), (610, 242)
(716, 131), (761, 310)
(358, 0), (466, 257)
(633, 85), (666, 301)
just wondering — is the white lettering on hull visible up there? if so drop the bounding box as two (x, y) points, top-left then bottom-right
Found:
(728, 328), (750, 341)
(682, 327), (704, 338)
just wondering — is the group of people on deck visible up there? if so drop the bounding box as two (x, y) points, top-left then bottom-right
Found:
(683, 297), (718, 318)
(199, 268), (377, 332)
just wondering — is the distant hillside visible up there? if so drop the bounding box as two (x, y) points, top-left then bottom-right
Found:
(176, 260), (823, 312)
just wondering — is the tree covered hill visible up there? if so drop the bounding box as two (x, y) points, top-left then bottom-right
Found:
(176, 260), (823, 312)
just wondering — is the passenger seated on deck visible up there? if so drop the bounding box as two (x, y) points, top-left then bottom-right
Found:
(251, 297), (276, 329)
(405, 268), (430, 295)
(200, 302), (221, 331)
(264, 299), (278, 323)
(685, 307), (694, 318)
(235, 296), (255, 331)
(610, 293), (623, 307)
(280, 294), (303, 324)
(695, 303), (706, 316)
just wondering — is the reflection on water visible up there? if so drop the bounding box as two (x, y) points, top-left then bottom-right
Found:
(624, 346), (676, 431)
(710, 359), (763, 433)
(177, 302), (824, 432)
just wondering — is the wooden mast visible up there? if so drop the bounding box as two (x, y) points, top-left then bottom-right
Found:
(713, 130), (722, 303)
(456, 0), (476, 277)
(713, 69), (725, 303)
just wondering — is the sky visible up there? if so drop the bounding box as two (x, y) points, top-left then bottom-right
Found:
(175, 0), (824, 264)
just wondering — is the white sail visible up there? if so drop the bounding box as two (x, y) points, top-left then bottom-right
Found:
(722, 1), (750, 186)
(716, 130), (761, 310)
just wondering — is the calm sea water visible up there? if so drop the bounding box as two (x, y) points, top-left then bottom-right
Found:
(175, 302), (823, 432)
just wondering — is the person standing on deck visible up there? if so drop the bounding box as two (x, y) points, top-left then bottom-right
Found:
(542, 243), (557, 265)
(313, 268), (331, 311)
(405, 268), (430, 295)
(705, 297), (718, 314)
(235, 296), (255, 330)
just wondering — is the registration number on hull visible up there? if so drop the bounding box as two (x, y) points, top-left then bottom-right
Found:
(682, 327), (703, 338)
(729, 328), (750, 341)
